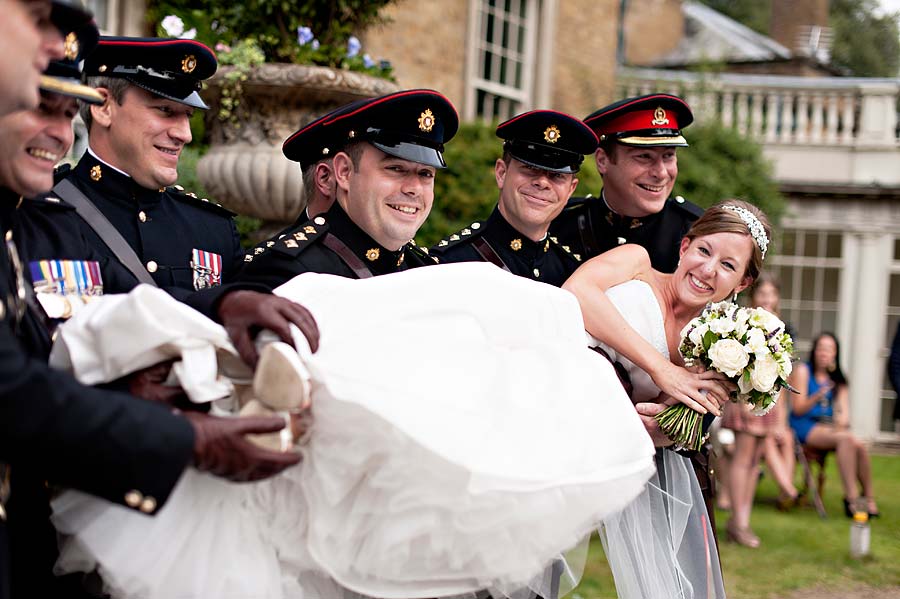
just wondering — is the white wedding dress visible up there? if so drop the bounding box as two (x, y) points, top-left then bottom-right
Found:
(48, 263), (655, 599)
(592, 280), (726, 599)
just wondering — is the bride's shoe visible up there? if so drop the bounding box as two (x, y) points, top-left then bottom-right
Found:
(253, 341), (312, 412)
(726, 519), (760, 548)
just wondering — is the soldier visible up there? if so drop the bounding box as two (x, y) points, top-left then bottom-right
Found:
(12, 35), (318, 366)
(550, 94), (703, 273)
(551, 93), (719, 541)
(239, 89), (458, 288)
(431, 110), (597, 286)
(0, 7), (304, 598)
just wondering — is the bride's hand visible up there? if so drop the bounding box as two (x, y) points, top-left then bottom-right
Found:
(685, 364), (735, 408)
(649, 360), (725, 416)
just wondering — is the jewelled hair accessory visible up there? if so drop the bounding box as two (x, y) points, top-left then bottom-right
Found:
(723, 204), (768, 259)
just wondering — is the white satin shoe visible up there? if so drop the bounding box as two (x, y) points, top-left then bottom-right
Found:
(252, 341), (312, 412)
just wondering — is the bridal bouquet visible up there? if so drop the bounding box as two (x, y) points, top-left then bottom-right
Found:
(655, 301), (794, 451)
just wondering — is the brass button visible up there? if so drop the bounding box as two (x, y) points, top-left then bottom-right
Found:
(146, 260), (158, 273)
(139, 496), (157, 514)
(617, 237), (627, 245)
(124, 490), (143, 508)
(533, 268), (540, 278)
(676, 195), (685, 203)
(314, 216), (326, 226)
(138, 211), (147, 223)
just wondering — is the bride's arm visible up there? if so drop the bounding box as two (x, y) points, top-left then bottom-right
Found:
(563, 245), (722, 416)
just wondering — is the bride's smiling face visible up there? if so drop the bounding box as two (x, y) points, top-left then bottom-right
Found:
(675, 232), (754, 305)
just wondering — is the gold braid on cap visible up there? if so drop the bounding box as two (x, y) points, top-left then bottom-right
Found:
(722, 205), (768, 259)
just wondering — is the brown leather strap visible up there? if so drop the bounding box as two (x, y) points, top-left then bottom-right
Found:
(321, 233), (373, 279)
(472, 237), (510, 272)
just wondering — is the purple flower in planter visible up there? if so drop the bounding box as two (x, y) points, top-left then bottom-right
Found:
(363, 54), (375, 68)
(347, 36), (361, 58)
(297, 26), (314, 46)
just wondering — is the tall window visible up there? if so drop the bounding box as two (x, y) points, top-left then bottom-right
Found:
(84, 0), (118, 33)
(767, 228), (843, 356)
(466, 0), (539, 122)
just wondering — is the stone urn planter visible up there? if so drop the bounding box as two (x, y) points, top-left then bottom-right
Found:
(197, 63), (399, 227)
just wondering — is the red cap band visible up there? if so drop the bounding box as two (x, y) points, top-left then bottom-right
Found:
(593, 107), (681, 135)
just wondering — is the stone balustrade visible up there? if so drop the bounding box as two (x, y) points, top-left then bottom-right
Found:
(618, 67), (900, 185)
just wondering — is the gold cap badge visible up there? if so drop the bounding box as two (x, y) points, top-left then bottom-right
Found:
(418, 109), (435, 133)
(544, 125), (561, 144)
(181, 55), (197, 74)
(64, 32), (79, 61)
(651, 107), (669, 126)
(90, 165), (102, 182)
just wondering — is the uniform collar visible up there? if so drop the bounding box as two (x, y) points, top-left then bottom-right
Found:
(485, 207), (550, 258)
(599, 189), (662, 229)
(74, 151), (165, 204)
(325, 203), (406, 274)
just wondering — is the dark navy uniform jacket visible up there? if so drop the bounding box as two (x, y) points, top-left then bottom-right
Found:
(0, 189), (194, 599)
(549, 193), (704, 273)
(431, 207), (582, 287)
(238, 201), (438, 288)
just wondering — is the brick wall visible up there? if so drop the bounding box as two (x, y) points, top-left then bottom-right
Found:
(623, 0), (683, 66)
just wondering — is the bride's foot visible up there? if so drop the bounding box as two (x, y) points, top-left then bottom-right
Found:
(864, 496), (880, 518)
(726, 519), (760, 548)
(776, 490), (799, 512)
(253, 341), (311, 412)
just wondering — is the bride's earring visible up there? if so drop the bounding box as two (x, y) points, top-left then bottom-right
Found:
(731, 291), (739, 303)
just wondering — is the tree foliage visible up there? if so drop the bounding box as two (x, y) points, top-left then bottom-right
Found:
(831, 0), (900, 77)
(699, 0), (771, 36)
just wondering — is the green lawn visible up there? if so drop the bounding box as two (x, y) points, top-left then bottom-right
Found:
(573, 453), (900, 598)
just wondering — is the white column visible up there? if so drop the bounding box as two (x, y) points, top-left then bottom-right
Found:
(856, 81), (900, 147)
(843, 233), (893, 441)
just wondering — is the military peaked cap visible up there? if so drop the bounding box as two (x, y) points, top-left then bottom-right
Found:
(84, 37), (217, 109)
(282, 97), (374, 169)
(318, 89), (459, 169)
(584, 93), (693, 147)
(497, 109), (599, 174)
(50, 0), (93, 32)
(40, 14), (102, 104)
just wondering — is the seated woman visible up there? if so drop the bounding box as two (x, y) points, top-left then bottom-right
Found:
(48, 262), (656, 599)
(564, 199), (771, 599)
(788, 332), (879, 518)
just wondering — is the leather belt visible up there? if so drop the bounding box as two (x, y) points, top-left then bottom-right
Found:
(321, 233), (373, 279)
(472, 238), (510, 272)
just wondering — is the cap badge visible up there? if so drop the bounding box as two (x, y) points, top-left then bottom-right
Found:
(366, 248), (380, 261)
(181, 55), (197, 74)
(651, 107), (669, 126)
(90, 165), (102, 182)
(64, 32), (79, 61)
(418, 109), (435, 133)
(543, 125), (561, 144)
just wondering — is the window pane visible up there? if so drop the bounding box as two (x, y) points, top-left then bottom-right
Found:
(891, 274), (900, 307)
(486, 12), (495, 44)
(802, 231), (820, 258)
(821, 309), (837, 334)
(85, 0), (109, 31)
(894, 237), (900, 261)
(797, 309), (814, 341)
(826, 232), (842, 258)
(822, 268), (840, 302)
(781, 229), (797, 256)
(800, 267), (818, 301)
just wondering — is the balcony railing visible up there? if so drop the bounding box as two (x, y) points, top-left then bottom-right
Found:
(618, 67), (900, 184)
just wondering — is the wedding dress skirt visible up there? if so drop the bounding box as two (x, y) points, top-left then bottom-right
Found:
(592, 280), (726, 599)
(49, 263), (655, 599)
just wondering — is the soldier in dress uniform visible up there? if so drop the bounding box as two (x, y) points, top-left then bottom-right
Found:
(0, 8), (304, 598)
(238, 89), (458, 287)
(431, 110), (597, 287)
(11, 35), (318, 366)
(549, 94), (704, 273)
(551, 94), (719, 543)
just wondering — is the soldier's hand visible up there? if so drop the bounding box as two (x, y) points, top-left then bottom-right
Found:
(124, 360), (185, 405)
(636, 400), (675, 447)
(217, 290), (320, 367)
(183, 411), (301, 482)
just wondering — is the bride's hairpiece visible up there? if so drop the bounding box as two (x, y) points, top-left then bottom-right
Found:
(722, 204), (768, 259)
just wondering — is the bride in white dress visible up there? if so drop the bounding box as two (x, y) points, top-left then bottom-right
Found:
(48, 261), (656, 599)
(563, 200), (772, 599)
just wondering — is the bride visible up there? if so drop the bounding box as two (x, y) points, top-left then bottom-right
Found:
(47, 261), (656, 599)
(563, 199), (772, 599)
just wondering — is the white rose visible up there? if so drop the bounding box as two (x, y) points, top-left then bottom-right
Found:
(709, 317), (736, 336)
(752, 307), (784, 333)
(161, 15), (185, 37)
(745, 327), (768, 355)
(737, 372), (754, 395)
(708, 338), (750, 378)
(749, 353), (780, 392)
(688, 322), (708, 347)
(751, 393), (778, 415)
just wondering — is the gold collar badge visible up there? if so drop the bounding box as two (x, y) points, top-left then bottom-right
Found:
(418, 109), (435, 133)
(64, 32), (79, 61)
(90, 165), (102, 182)
(544, 125), (561, 144)
(182, 54), (197, 74)
(651, 107), (669, 126)
(366, 248), (380, 261)
(510, 238), (522, 251)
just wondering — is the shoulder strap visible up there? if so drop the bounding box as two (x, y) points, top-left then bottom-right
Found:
(321, 233), (373, 279)
(52, 179), (158, 287)
(472, 237), (510, 272)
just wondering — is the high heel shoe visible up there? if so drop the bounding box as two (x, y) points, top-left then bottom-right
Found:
(776, 491), (799, 512)
(864, 497), (881, 519)
(843, 497), (859, 519)
(253, 341), (312, 411)
(726, 520), (760, 548)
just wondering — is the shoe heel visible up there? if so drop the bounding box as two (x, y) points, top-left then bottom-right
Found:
(253, 342), (311, 411)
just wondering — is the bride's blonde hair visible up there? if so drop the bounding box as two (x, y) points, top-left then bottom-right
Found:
(683, 199), (771, 280)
